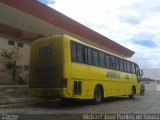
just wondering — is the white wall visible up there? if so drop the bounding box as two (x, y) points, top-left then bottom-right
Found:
(145, 82), (160, 92)
(145, 83), (157, 91)
(156, 84), (160, 91)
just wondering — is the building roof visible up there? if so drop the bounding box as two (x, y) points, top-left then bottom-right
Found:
(0, 23), (43, 41)
(142, 78), (160, 84)
(0, 0), (134, 57)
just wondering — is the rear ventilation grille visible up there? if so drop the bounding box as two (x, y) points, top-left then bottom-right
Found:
(74, 81), (81, 95)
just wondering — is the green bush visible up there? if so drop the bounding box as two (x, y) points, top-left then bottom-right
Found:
(16, 76), (27, 85)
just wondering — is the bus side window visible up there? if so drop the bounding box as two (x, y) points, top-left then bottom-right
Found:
(110, 56), (115, 69)
(123, 60), (127, 72)
(84, 47), (88, 64)
(129, 62), (132, 73)
(77, 44), (85, 63)
(127, 61), (131, 73)
(71, 42), (77, 62)
(88, 48), (93, 65)
(93, 50), (99, 66)
(131, 63), (135, 74)
(115, 57), (120, 70)
(105, 54), (110, 68)
(119, 59), (124, 71)
(99, 52), (105, 68)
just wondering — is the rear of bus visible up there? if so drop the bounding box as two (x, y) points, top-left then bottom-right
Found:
(28, 35), (69, 98)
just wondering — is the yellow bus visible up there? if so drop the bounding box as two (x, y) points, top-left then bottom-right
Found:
(28, 34), (142, 104)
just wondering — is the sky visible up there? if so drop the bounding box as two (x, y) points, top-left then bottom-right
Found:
(39, 0), (160, 69)
(143, 69), (160, 80)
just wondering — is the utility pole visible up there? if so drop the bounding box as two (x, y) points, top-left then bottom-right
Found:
(155, 70), (157, 91)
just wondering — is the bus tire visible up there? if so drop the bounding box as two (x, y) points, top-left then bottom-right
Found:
(129, 87), (135, 99)
(93, 85), (103, 104)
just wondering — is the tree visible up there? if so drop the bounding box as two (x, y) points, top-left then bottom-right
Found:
(0, 48), (21, 85)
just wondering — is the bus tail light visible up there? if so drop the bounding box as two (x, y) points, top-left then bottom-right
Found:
(74, 81), (81, 95)
(61, 79), (67, 88)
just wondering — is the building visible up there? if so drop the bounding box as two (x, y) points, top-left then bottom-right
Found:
(141, 78), (160, 91)
(0, 0), (134, 85)
(141, 69), (160, 91)
(0, 36), (30, 84)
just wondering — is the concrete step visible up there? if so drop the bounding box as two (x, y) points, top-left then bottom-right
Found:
(0, 85), (28, 94)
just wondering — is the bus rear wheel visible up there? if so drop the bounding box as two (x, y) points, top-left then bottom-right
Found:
(93, 86), (103, 104)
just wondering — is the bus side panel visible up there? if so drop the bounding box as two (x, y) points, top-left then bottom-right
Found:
(71, 63), (89, 98)
(88, 66), (139, 97)
(71, 63), (89, 79)
(62, 36), (71, 97)
(62, 35), (141, 100)
(88, 66), (105, 99)
(63, 37), (90, 99)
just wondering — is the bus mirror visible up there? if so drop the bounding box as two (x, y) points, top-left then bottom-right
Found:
(139, 69), (143, 77)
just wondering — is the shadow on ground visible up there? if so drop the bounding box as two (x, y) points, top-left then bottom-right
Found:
(28, 96), (137, 109)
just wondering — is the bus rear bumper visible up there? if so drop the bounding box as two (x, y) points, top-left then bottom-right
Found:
(28, 88), (69, 98)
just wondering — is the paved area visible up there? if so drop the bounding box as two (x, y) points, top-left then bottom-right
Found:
(0, 91), (160, 119)
(0, 85), (44, 107)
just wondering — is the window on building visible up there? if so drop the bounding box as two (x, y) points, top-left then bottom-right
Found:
(8, 40), (15, 46)
(24, 65), (29, 71)
(16, 66), (23, 71)
(17, 42), (23, 47)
